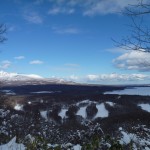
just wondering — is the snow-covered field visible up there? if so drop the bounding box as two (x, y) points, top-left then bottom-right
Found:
(0, 137), (25, 150)
(76, 106), (87, 118)
(118, 125), (150, 150)
(138, 104), (150, 113)
(0, 136), (82, 150)
(105, 87), (150, 96)
(58, 108), (68, 119)
(94, 103), (109, 119)
(40, 110), (48, 120)
(76, 100), (111, 119)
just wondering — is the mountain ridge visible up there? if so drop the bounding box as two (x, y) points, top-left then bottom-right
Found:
(0, 71), (76, 86)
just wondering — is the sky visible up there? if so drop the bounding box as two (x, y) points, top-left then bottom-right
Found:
(0, 0), (150, 84)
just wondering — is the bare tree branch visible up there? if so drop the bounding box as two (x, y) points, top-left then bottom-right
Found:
(0, 24), (7, 43)
(115, 0), (150, 53)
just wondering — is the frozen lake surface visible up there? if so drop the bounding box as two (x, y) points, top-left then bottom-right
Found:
(138, 104), (150, 113)
(105, 87), (150, 96)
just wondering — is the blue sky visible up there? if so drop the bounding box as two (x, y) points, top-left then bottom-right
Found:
(0, 0), (150, 84)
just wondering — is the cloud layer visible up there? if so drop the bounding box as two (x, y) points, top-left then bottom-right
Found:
(113, 51), (150, 71)
(48, 0), (140, 16)
(48, 7), (74, 15)
(68, 73), (150, 84)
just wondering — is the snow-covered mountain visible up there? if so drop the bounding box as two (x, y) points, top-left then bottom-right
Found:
(0, 71), (43, 81)
(0, 71), (75, 86)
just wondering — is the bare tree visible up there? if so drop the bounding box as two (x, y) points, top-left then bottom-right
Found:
(0, 24), (7, 99)
(115, 0), (150, 52)
(0, 24), (7, 43)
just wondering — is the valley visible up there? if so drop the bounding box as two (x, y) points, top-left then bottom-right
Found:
(0, 82), (150, 149)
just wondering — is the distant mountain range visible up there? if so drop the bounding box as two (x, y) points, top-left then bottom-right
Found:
(0, 71), (76, 86)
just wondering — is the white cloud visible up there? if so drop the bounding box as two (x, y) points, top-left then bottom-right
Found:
(52, 26), (80, 34)
(86, 73), (148, 82)
(106, 47), (128, 54)
(24, 12), (43, 24)
(113, 51), (150, 71)
(64, 63), (80, 67)
(0, 60), (11, 69)
(69, 74), (79, 81)
(83, 0), (139, 16)
(48, 0), (143, 16)
(68, 73), (150, 84)
(14, 56), (25, 60)
(29, 60), (44, 64)
(48, 7), (74, 15)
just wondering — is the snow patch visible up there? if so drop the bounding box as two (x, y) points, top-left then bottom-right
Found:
(40, 110), (48, 120)
(76, 106), (87, 119)
(138, 104), (150, 113)
(119, 131), (136, 145)
(73, 144), (82, 150)
(105, 101), (115, 106)
(94, 103), (109, 119)
(47, 143), (59, 148)
(0, 137), (25, 150)
(0, 109), (10, 118)
(118, 126), (150, 149)
(58, 108), (68, 119)
(14, 104), (24, 111)
(28, 101), (31, 104)
(76, 99), (91, 106)
(0, 71), (43, 81)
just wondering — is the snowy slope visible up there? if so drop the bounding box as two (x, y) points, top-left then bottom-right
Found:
(0, 71), (43, 81)
(0, 71), (75, 85)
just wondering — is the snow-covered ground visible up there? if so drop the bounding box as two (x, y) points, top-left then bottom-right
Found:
(40, 110), (48, 120)
(138, 104), (150, 113)
(76, 106), (87, 119)
(105, 101), (115, 106)
(58, 108), (68, 119)
(118, 126), (150, 150)
(73, 144), (82, 150)
(0, 71), (43, 81)
(0, 137), (82, 150)
(0, 137), (25, 150)
(94, 103), (109, 119)
(105, 87), (150, 96)
(0, 109), (10, 118)
(76, 99), (93, 106)
(14, 104), (24, 111)
(76, 100), (112, 119)
(76, 100), (92, 119)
